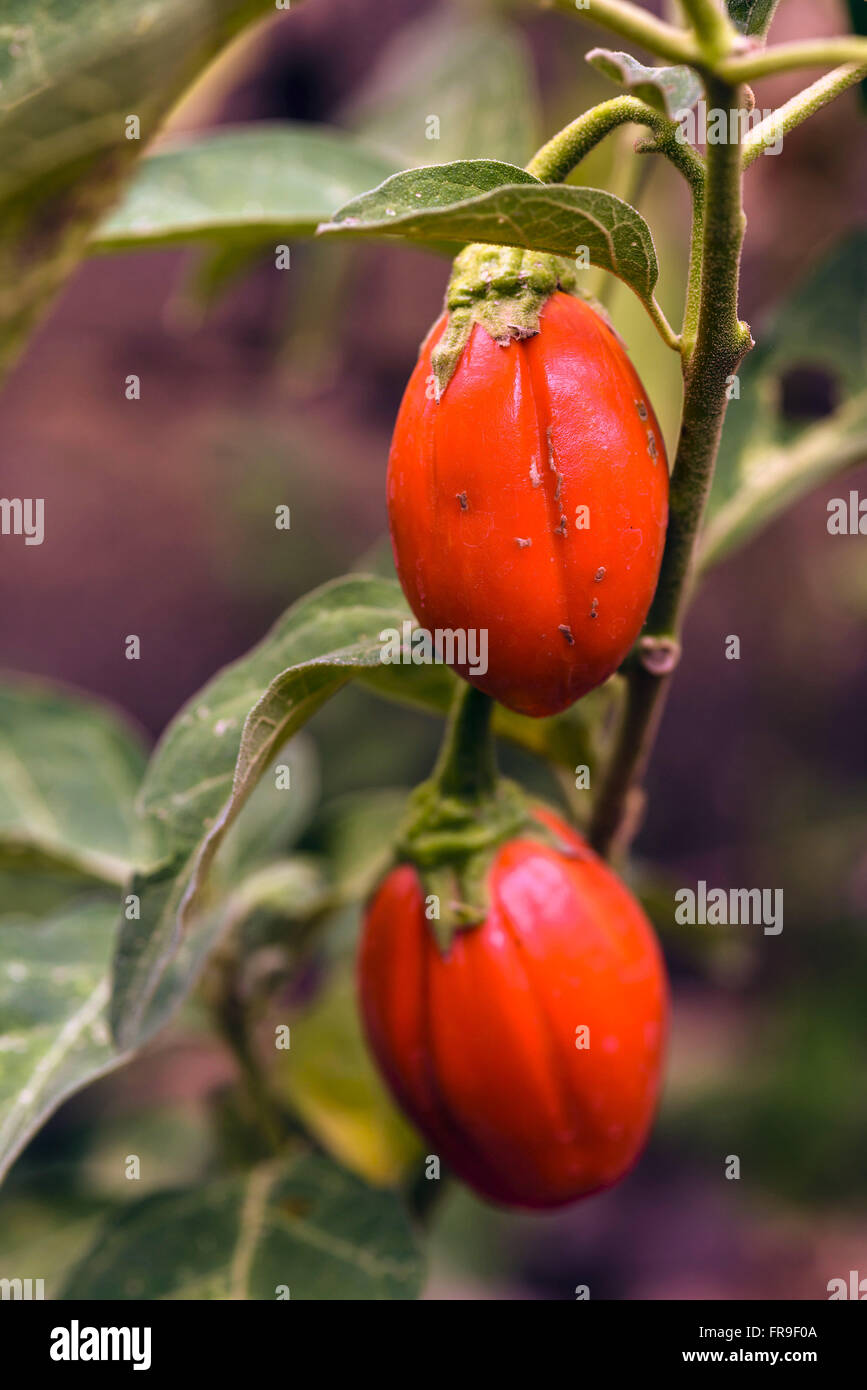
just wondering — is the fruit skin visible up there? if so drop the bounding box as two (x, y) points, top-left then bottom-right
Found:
(387, 291), (669, 717)
(358, 808), (668, 1210)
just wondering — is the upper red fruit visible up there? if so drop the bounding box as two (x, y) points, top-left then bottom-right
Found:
(387, 291), (669, 717)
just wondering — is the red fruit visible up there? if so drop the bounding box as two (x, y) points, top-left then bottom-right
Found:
(358, 809), (668, 1210)
(387, 290), (669, 717)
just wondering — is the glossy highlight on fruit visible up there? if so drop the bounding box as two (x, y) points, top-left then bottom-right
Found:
(387, 291), (669, 717)
(358, 809), (668, 1210)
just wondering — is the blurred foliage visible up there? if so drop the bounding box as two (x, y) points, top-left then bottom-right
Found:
(274, 959), (421, 1187)
(60, 1153), (424, 1299)
(94, 124), (399, 252)
(0, 0), (278, 373)
(701, 232), (867, 570)
(665, 933), (867, 1209)
(0, 676), (151, 882)
(0, 897), (125, 1185)
(339, 4), (540, 167)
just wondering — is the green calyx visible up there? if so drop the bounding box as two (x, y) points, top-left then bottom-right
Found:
(393, 685), (571, 952)
(430, 244), (580, 400)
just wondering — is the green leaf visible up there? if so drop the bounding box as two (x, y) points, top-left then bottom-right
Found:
(92, 124), (400, 252)
(275, 963), (421, 1187)
(341, 7), (539, 167)
(0, 898), (127, 1184)
(586, 49), (702, 120)
(0, 677), (151, 885)
(726, 0), (781, 36)
(0, 0), (279, 374)
(109, 575), (416, 1051)
(320, 162), (660, 305)
(61, 1154), (424, 1299)
(701, 232), (867, 570)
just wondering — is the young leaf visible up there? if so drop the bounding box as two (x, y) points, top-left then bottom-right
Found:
(340, 8), (539, 167)
(0, 0), (279, 374)
(320, 162), (660, 305)
(586, 49), (702, 120)
(0, 678), (151, 886)
(0, 898), (127, 1184)
(61, 1154), (425, 1299)
(110, 575), (415, 1051)
(700, 232), (867, 569)
(726, 1), (781, 36)
(92, 125), (399, 252)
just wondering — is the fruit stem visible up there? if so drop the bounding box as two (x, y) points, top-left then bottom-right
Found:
(431, 682), (498, 801)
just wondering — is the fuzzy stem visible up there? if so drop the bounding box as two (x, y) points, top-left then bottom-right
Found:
(589, 75), (752, 856)
(526, 95), (706, 188)
(547, 0), (700, 66)
(742, 62), (867, 167)
(719, 38), (867, 83)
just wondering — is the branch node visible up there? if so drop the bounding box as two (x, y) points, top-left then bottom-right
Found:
(638, 635), (681, 676)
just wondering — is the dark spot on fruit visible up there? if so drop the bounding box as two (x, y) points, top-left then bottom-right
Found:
(558, 624), (574, 645)
(555, 515), (567, 536)
(594, 566), (606, 581)
(516, 537), (532, 548)
(590, 598), (599, 619)
(636, 399), (648, 420)
(457, 492), (468, 510)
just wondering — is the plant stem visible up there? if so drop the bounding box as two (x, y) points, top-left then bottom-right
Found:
(719, 38), (867, 84)
(548, 0), (700, 66)
(742, 62), (867, 167)
(589, 75), (753, 857)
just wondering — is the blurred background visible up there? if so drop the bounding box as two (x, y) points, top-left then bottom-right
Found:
(1, 0), (866, 1299)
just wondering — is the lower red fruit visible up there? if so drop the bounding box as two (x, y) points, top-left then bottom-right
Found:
(358, 808), (668, 1210)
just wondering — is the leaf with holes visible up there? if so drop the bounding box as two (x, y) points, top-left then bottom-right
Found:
(586, 49), (701, 120)
(319, 161), (660, 306)
(60, 1154), (424, 1299)
(701, 232), (867, 569)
